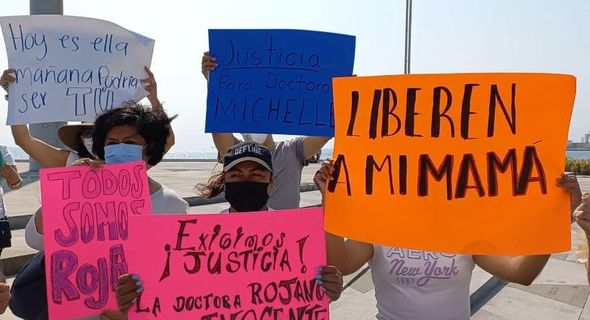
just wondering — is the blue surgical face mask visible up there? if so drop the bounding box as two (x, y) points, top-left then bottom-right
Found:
(104, 143), (144, 164)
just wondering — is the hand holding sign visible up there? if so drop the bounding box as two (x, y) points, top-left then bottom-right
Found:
(115, 274), (142, 313)
(0, 15), (154, 124)
(313, 159), (335, 197)
(201, 51), (217, 80)
(315, 265), (343, 302)
(557, 174), (583, 213)
(0, 68), (15, 93)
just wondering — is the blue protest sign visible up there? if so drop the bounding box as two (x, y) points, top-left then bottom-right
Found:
(206, 29), (355, 137)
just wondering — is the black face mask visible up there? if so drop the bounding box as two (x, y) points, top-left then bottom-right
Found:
(225, 181), (270, 212)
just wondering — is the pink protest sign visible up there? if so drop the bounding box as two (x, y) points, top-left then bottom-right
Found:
(40, 162), (152, 319)
(125, 208), (329, 319)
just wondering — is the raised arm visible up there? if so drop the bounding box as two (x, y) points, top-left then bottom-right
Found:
(315, 160), (373, 275)
(10, 124), (70, 168)
(199, 52), (235, 154)
(142, 66), (175, 153)
(212, 133), (238, 156)
(2, 68), (70, 167)
(303, 136), (331, 160)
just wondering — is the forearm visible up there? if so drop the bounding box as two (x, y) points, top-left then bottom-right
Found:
(326, 232), (372, 275)
(326, 232), (349, 274)
(11, 125), (69, 167)
(511, 255), (550, 284)
(303, 136), (331, 160)
(145, 98), (175, 153)
(478, 254), (550, 285)
(212, 133), (236, 154)
(148, 96), (163, 112)
(165, 128), (175, 153)
(11, 124), (32, 146)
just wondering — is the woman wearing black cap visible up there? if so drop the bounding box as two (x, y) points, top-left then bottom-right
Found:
(17, 104), (187, 320)
(200, 141), (275, 213)
(201, 52), (331, 211)
(114, 142), (344, 316)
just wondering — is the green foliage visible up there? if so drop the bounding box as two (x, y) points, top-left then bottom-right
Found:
(566, 158), (590, 175)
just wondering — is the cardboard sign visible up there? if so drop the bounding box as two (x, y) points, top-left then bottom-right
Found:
(125, 208), (329, 319)
(325, 73), (576, 255)
(40, 162), (151, 319)
(206, 29), (355, 137)
(0, 15), (154, 124)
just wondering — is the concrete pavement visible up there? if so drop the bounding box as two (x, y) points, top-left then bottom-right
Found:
(1, 161), (590, 319)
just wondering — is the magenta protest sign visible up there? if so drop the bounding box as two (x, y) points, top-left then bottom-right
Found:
(125, 208), (329, 319)
(40, 162), (151, 319)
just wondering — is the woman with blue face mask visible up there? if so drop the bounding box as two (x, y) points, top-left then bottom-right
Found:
(21, 104), (188, 320)
(23, 68), (174, 251)
(25, 105), (188, 249)
(87, 104), (188, 215)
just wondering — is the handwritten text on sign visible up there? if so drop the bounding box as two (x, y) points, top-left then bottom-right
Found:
(0, 15), (154, 124)
(40, 162), (151, 319)
(126, 208), (328, 319)
(325, 73), (576, 255)
(206, 29), (355, 136)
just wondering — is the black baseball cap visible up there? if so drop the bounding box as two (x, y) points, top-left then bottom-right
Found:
(223, 142), (273, 172)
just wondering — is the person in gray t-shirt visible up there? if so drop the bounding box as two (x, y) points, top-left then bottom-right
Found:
(202, 52), (331, 209)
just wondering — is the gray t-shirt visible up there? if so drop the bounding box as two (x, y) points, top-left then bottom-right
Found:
(267, 137), (306, 209)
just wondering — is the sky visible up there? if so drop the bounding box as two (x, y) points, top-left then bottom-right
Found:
(0, 0), (589, 154)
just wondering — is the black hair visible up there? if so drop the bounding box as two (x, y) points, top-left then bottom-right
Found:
(196, 166), (274, 199)
(197, 171), (225, 198)
(74, 129), (94, 159)
(92, 103), (176, 166)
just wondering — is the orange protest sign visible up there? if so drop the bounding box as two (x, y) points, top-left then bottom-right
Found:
(325, 73), (576, 255)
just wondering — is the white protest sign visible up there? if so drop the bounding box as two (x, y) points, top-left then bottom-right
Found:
(0, 15), (154, 124)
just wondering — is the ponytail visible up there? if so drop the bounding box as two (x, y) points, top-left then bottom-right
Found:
(197, 171), (225, 198)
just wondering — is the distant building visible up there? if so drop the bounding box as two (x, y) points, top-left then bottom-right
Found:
(568, 132), (590, 151)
